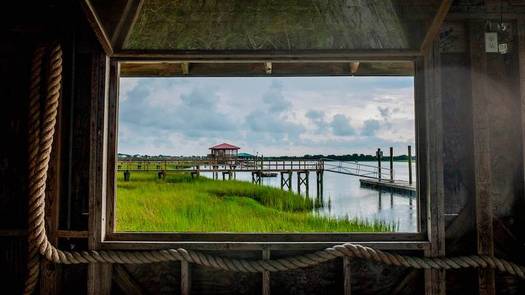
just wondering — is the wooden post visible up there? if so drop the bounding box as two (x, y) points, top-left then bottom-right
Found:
(296, 172), (300, 194)
(408, 145), (413, 185)
(305, 171), (309, 196)
(316, 170), (323, 198)
(470, 20), (495, 295)
(343, 257), (351, 295)
(262, 248), (271, 295)
(124, 170), (130, 181)
(389, 147), (394, 182)
(181, 261), (191, 295)
(377, 148), (382, 181)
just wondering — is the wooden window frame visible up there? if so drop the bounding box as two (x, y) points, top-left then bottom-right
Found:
(91, 53), (442, 253)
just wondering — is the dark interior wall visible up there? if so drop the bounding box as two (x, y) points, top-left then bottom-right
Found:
(1, 1), (525, 295)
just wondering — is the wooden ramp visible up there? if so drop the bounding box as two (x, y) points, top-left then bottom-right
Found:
(359, 178), (416, 195)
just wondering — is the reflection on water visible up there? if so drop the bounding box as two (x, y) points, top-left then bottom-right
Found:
(202, 161), (417, 232)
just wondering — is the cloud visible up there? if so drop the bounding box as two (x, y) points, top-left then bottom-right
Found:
(330, 114), (356, 136)
(118, 77), (415, 156)
(262, 81), (291, 113)
(361, 119), (381, 136)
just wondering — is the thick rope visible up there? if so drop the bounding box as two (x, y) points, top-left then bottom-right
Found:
(24, 43), (525, 294)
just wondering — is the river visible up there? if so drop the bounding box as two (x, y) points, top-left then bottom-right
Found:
(202, 161), (417, 232)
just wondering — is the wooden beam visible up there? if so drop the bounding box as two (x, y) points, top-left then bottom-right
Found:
(112, 49), (421, 61)
(518, 19), (525, 263)
(469, 20), (495, 295)
(113, 265), (144, 295)
(87, 50), (112, 295)
(111, 0), (145, 50)
(343, 257), (352, 295)
(81, 0), (114, 56)
(262, 248), (271, 295)
(57, 230), (89, 239)
(422, 39), (446, 295)
(420, 0), (453, 54)
(181, 261), (191, 295)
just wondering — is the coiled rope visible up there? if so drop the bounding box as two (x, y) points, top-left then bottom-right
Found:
(24, 43), (525, 295)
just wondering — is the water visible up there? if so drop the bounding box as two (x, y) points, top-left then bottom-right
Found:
(202, 161), (417, 232)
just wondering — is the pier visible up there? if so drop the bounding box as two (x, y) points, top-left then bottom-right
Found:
(118, 146), (416, 196)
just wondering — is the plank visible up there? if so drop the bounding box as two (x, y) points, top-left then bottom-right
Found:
(87, 49), (112, 295)
(262, 248), (270, 295)
(181, 261), (191, 295)
(420, 0), (453, 54)
(343, 257), (351, 295)
(468, 20), (495, 295)
(112, 0), (145, 50)
(81, 0), (114, 56)
(423, 38), (446, 295)
(113, 265), (145, 295)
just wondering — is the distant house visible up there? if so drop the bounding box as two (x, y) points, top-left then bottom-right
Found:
(209, 143), (240, 159)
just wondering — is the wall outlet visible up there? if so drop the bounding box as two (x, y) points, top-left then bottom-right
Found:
(485, 32), (498, 53)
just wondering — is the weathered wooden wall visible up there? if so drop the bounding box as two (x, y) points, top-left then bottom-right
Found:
(1, 1), (525, 294)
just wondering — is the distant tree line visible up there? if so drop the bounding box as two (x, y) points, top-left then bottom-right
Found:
(267, 154), (415, 162)
(118, 153), (415, 162)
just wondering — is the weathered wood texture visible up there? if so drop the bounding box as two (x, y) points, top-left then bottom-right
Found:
(124, 0), (441, 50)
(439, 21), (479, 295)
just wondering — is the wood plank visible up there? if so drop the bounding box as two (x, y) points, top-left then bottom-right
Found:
(113, 265), (145, 295)
(113, 49), (421, 61)
(262, 248), (270, 295)
(57, 230), (89, 239)
(423, 38), (446, 295)
(81, 0), (114, 56)
(100, 241), (430, 251)
(181, 260), (191, 295)
(105, 232), (426, 243)
(106, 61), (120, 237)
(0, 229), (26, 237)
(420, 0), (453, 54)
(518, 18), (525, 263)
(111, 0), (145, 50)
(343, 257), (351, 295)
(87, 49), (112, 295)
(469, 20), (495, 295)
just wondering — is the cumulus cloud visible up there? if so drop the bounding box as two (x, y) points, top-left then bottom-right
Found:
(330, 114), (356, 136)
(361, 119), (381, 136)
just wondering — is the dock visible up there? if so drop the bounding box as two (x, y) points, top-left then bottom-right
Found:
(359, 178), (415, 195)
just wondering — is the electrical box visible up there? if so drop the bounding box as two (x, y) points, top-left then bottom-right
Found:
(485, 32), (498, 53)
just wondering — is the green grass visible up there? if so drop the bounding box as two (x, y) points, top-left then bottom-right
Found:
(116, 172), (395, 232)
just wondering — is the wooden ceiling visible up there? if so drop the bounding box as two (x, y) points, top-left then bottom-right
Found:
(83, 0), (452, 76)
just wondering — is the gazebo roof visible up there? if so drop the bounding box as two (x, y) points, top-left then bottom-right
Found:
(210, 143), (240, 150)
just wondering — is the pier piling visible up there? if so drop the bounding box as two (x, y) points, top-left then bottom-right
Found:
(280, 171), (292, 191)
(390, 147), (394, 182)
(297, 171), (309, 196)
(408, 145), (413, 185)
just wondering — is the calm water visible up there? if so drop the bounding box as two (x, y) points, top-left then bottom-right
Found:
(202, 161), (417, 232)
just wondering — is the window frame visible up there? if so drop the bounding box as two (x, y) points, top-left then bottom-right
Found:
(97, 54), (435, 252)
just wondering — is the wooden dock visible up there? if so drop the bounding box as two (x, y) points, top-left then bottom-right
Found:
(359, 178), (415, 195)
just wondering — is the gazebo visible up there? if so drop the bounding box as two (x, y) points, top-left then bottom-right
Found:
(209, 143), (240, 159)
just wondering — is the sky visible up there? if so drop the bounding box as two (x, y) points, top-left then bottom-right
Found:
(118, 76), (415, 157)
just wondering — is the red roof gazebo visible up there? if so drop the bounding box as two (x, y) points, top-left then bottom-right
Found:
(209, 143), (240, 158)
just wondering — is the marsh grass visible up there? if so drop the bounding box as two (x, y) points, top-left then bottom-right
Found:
(116, 172), (395, 232)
